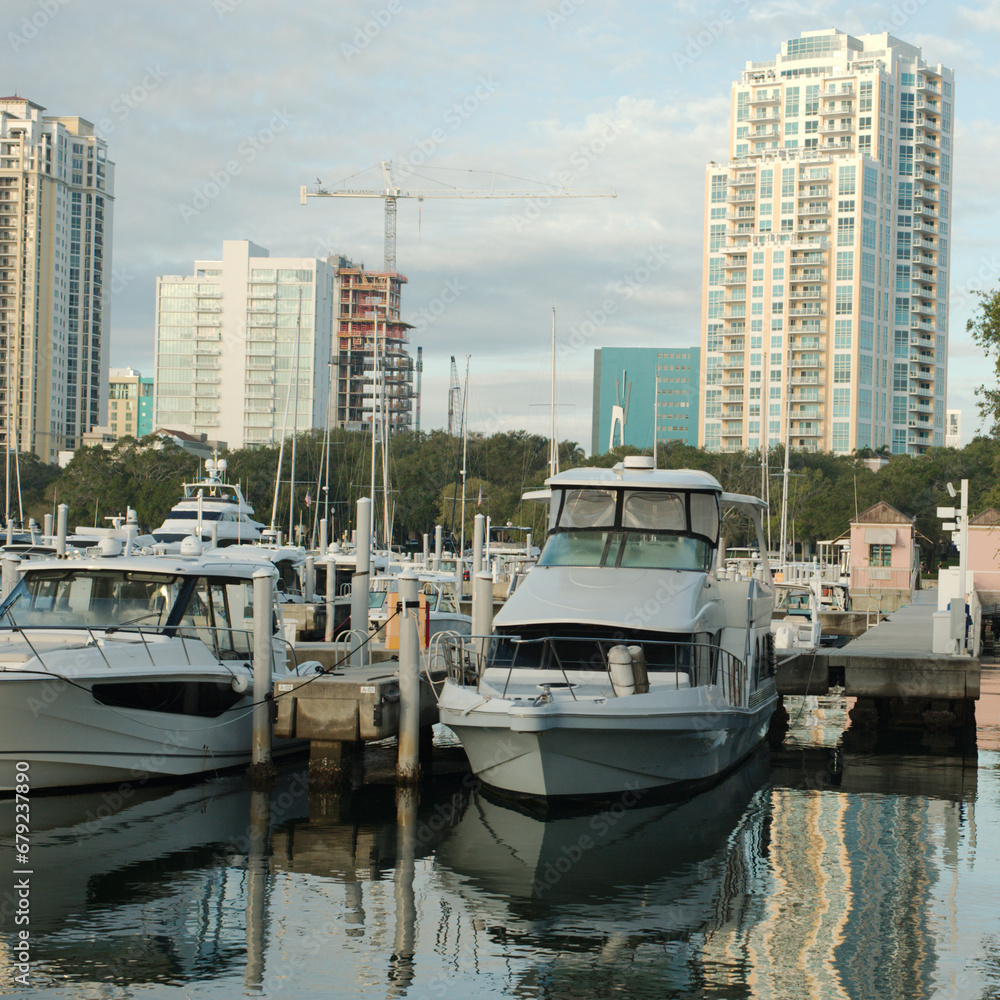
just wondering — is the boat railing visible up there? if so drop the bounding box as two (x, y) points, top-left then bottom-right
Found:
(441, 634), (750, 706)
(5, 622), (293, 674)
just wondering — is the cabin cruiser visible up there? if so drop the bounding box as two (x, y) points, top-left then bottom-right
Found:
(0, 540), (302, 792)
(437, 456), (777, 800)
(152, 458), (264, 548)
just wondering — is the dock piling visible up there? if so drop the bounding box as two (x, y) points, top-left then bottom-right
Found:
(249, 567), (277, 784)
(397, 572), (421, 785)
(351, 498), (372, 667)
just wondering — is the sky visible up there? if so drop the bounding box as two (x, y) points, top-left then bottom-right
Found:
(6, 0), (1000, 451)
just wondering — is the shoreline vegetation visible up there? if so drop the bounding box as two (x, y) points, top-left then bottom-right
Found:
(6, 430), (997, 569)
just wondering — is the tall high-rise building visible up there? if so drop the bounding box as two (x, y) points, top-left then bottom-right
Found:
(0, 96), (113, 463)
(108, 367), (153, 440)
(700, 31), (953, 455)
(154, 241), (336, 449)
(592, 346), (700, 454)
(331, 258), (414, 434)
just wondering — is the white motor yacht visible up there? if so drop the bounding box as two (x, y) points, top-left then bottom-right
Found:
(0, 542), (302, 791)
(151, 458), (264, 548)
(437, 456), (778, 800)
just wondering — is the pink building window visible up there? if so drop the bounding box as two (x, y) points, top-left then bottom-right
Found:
(869, 543), (892, 567)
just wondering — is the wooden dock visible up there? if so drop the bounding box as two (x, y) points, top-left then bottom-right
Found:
(776, 589), (979, 730)
(273, 659), (442, 784)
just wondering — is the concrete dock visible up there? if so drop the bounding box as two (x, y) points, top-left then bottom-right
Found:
(776, 589), (979, 730)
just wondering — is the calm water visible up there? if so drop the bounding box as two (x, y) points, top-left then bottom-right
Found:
(3, 673), (1000, 999)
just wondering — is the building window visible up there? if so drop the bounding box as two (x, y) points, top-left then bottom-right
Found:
(869, 544), (892, 568)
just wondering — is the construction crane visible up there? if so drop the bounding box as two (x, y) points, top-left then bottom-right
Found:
(447, 356), (462, 437)
(301, 161), (616, 273)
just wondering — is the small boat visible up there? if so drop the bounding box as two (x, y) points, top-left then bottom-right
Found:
(151, 458), (264, 548)
(0, 540), (303, 792)
(437, 456), (778, 800)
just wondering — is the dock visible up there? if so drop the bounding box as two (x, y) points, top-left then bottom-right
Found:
(776, 590), (980, 730)
(273, 658), (443, 784)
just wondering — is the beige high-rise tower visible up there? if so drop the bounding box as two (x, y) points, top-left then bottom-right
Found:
(700, 30), (953, 455)
(0, 97), (113, 465)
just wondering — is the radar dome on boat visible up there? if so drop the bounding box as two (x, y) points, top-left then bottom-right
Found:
(623, 455), (655, 471)
(205, 459), (216, 473)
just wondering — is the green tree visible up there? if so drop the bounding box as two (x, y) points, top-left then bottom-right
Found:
(967, 288), (1000, 432)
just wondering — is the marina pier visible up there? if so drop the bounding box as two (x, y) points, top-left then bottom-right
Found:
(776, 590), (980, 730)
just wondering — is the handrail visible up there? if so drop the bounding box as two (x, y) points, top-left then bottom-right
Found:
(441, 634), (756, 708)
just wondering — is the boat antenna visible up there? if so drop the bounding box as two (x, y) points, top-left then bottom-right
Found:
(549, 307), (558, 477)
(288, 288), (303, 544)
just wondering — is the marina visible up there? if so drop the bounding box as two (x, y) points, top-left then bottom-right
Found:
(1, 676), (999, 998)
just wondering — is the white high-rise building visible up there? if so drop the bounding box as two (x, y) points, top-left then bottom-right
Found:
(0, 96), (113, 463)
(154, 241), (336, 449)
(700, 31), (953, 455)
(945, 408), (961, 448)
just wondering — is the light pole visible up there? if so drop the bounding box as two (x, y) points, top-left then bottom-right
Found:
(939, 479), (969, 652)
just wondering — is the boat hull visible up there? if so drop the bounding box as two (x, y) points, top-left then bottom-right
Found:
(439, 681), (777, 799)
(0, 675), (297, 792)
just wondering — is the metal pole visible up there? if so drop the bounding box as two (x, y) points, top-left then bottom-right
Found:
(2, 553), (21, 600)
(351, 497), (372, 667)
(305, 555), (315, 604)
(396, 572), (421, 784)
(958, 478), (969, 650)
(43, 513), (53, 543)
(324, 559), (336, 643)
(56, 503), (68, 556)
(422, 532), (429, 569)
(472, 571), (493, 657)
(472, 513), (485, 578)
(250, 567), (277, 780)
(433, 524), (443, 572)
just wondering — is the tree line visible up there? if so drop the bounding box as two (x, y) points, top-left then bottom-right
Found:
(7, 430), (999, 569)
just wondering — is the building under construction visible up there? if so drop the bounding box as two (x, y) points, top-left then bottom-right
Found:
(330, 257), (414, 434)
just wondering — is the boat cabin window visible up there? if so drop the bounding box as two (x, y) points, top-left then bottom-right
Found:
(0, 570), (185, 629)
(540, 487), (719, 571)
(174, 577), (256, 658)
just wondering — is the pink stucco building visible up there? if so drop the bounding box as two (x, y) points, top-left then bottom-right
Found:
(849, 501), (920, 612)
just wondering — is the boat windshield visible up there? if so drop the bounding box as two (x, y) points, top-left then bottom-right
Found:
(0, 569), (186, 630)
(538, 531), (712, 570)
(539, 487), (719, 570)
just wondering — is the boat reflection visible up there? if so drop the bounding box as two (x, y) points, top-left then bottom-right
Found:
(0, 771), (309, 989)
(432, 750), (772, 997)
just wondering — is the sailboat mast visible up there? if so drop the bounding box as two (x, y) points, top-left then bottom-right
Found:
(459, 357), (470, 557)
(549, 307), (558, 478)
(288, 288), (302, 543)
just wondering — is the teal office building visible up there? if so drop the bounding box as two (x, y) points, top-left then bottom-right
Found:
(591, 347), (700, 455)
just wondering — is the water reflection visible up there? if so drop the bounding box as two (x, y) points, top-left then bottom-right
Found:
(0, 697), (993, 999)
(0, 772), (307, 989)
(432, 750), (772, 998)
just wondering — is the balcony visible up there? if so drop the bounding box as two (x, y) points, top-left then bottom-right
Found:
(792, 355), (823, 369)
(751, 111), (781, 124)
(788, 307), (826, 318)
(727, 211), (756, 221)
(730, 174), (757, 187)
(799, 186), (830, 198)
(723, 275), (748, 285)
(748, 92), (781, 106)
(798, 203), (829, 217)
(723, 255), (748, 268)
(790, 269), (826, 281)
(797, 222), (830, 234)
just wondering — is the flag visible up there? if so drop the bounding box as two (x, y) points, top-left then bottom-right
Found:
(477, 485), (483, 506)
(304, 489), (312, 507)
